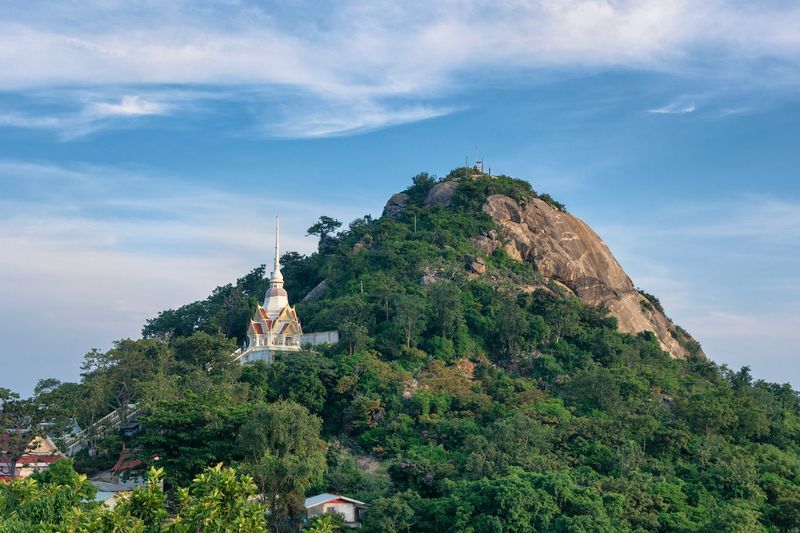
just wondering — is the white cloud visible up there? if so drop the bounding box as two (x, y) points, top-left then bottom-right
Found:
(648, 101), (697, 114)
(0, 160), (361, 254)
(265, 101), (457, 138)
(90, 95), (166, 116)
(0, 159), (367, 392)
(1, 0), (799, 137)
(0, 93), (173, 139)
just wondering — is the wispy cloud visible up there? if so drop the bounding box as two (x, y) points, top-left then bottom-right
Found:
(0, 93), (172, 139)
(0, 159), (366, 391)
(648, 100), (697, 114)
(265, 101), (457, 138)
(1, 1), (800, 138)
(90, 95), (166, 117)
(0, 160), (360, 254)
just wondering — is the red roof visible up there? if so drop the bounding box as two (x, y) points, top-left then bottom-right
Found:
(258, 307), (268, 320)
(111, 447), (143, 472)
(15, 454), (63, 465)
(280, 323), (290, 334)
(252, 322), (264, 335)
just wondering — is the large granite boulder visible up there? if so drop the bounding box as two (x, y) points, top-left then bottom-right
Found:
(382, 193), (410, 219)
(301, 279), (330, 302)
(423, 180), (460, 208)
(477, 194), (697, 359)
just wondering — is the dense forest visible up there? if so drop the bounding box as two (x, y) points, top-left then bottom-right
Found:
(2, 169), (800, 532)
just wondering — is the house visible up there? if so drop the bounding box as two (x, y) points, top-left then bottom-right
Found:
(305, 493), (366, 527)
(0, 435), (65, 481)
(94, 488), (133, 509)
(91, 446), (147, 507)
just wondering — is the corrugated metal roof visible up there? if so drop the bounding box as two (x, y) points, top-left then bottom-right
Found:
(304, 493), (365, 508)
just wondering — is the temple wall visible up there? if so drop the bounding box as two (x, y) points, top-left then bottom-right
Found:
(301, 330), (339, 346)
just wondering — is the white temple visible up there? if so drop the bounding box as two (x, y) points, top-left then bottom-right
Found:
(233, 219), (338, 365)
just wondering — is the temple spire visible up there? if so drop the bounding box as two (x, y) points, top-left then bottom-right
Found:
(270, 216), (283, 287)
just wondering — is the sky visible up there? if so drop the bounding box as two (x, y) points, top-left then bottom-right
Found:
(1, 0), (799, 395)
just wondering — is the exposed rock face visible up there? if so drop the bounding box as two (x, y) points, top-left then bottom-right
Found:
(468, 257), (487, 275)
(423, 180), (460, 208)
(474, 194), (698, 359)
(301, 279), (329, 303)
(383, 193), (410, 219)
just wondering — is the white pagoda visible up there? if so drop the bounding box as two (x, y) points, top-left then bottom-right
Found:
(233, 219), (337, 365)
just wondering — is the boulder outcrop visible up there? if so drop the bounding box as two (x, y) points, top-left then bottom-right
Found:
(301, 279), (330, 303)
(383, 193), (410, 219)
(475, 194), (697, 359)
(423, 180), (460, 208)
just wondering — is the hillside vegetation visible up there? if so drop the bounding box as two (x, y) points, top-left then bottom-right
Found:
(3, 170), (800, 532)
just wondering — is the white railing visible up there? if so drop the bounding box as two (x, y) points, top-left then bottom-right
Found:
(230, 348), (244, 362)
(62, 404), (140, 457)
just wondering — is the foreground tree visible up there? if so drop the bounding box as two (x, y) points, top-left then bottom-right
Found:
(0, 459), (98, 530)
(170, 463), (267, 533)
(237, 400), (327, 531)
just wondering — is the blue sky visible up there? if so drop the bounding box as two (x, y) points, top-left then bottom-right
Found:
(1, 0), (799, 395)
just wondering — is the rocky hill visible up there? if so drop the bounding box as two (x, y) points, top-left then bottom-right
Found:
(385, 174), (701, 359)
(18, 168), (800, 532)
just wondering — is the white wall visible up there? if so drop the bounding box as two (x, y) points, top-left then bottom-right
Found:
(323, 502), (356, 523)
(301, 330), (339, 346)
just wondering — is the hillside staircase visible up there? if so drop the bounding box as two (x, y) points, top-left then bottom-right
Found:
(61, 404), (141, 457)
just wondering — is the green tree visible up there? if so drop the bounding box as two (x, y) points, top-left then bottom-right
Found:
(306, 514), (344, 533)
(0, 388), (45, 479)
(0, 459), (99, 530)
(170, 463), (267, 533)
(31, 458), (97, 501)
(307, 216), (343, 240)
(114, 467), (168, 532)
(428, 282), (464, 341)
(171, 331), (237, 373)
(394, 294), (427, 349)
(308, 216), (343, 254)
(237, 400), (327, 532)
(134, 390), (249, 489)
(679, 388), (738, 437)
(267, 353), (336, 413)
(81, 339), (172, 420)
(362, 491), (418, 533)
(495, 298), (528, 361)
